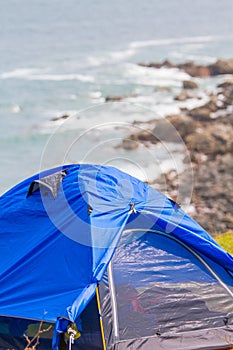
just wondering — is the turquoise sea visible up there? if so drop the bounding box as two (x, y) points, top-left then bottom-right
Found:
(1, 0), (233, 194)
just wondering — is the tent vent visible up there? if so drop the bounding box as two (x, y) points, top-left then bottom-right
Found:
(168, 197), (181, 210)
(88, 204), (93, 215)
(26, 169), (68, 200)
(129, 201), (136, 214)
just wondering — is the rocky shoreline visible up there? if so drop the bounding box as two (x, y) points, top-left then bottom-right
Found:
(109, 59), (233, 235)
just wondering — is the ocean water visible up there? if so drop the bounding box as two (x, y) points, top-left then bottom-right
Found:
(1, 0), (233, 195)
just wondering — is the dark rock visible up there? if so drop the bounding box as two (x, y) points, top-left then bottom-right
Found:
(166, 114), (197, 141)
(174, 91), (189, 101)
(183, 80), (199, 89)
(221, 113), (233, 125)
(105, 94), (137, 102)
(138, 59), (233, 77)
(51, 114), (69, 122)
(185, 123), (233, 156)
(152, 119), (182, 143)
(189, 107), (212, 121)
(217, 80), (233, 89)
(105, 95), (126, 102)
(128, 130), (159, 144)
(186, 131), (214, 155)
(218, 84), (233, 107)
(153, 154), (233, 233)
(174, 90), (197, 101)
(136, 130), (158, 143)
(202, 98), (220, 112)
(122, 138), (138, 150)
(208, 59), (233, 76)
(177, 62), (211, 77)
(138, 59), (175, 69)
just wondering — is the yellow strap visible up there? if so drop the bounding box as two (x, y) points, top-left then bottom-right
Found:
(96, 286), (107, 350)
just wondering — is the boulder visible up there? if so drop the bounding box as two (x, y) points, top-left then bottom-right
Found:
(105, 93), (137, 102)
(183, 80), (199, 89)
(138, 59), (233, 77)
(138, 59), (175, 69)
(152, 118), (183, 143)
(186, 131), (215, 155)
(167, 114), (197, 141)
(174, 90), (197, 101)
(217, 79), (233, 89)
(121, 129), (159, 149)
(136, 130), (158, 143)
(51, 114), (69, 122)
(177, 62), (211, 77)
(220, 84), (233, 106)
(105, 95), (127, 102)
(174, 91), (189, 101)
(189, 107), (211, 121)
(186, 123), (233, 156)
(122, 138), (138, 150)
(208, 59), (233, 75)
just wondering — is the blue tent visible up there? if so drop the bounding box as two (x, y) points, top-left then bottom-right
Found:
(1, 164), (233, 350)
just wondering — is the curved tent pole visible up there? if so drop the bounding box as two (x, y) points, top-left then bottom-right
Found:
(96, 285), (107, 350)
(122, 228), (233, 299)
(107, 260), (120, 342)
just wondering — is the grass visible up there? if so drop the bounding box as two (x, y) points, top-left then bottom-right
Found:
(215, 230), (233, 255)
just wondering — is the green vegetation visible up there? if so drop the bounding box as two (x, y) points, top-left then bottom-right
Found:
(215, 231), (233, 255)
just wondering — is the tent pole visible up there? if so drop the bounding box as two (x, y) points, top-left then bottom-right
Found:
(96, 285), (107, 350)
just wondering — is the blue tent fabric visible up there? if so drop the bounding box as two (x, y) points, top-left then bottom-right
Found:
(1, 163), (233, 327)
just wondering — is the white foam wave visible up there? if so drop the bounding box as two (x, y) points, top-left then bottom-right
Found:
(1, 68), (95, 82)
(27, 74), (95, 82)
(1, 68), (45, 79)
(86, 48), (136, 67)
(129, 35), (221, 49)
(12, 105), (22, 113)
(109, 48), (136, 60)
(125, 63), (189, 86)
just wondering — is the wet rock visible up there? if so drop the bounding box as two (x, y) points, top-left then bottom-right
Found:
(152, 119), (182, 143)
(177, 62), (210, 77)
(174, 91), (189, 101)
(221, 113), (233, 125)
(183, 80), (199, 89)
(209, 59), (233, 76)
(51, 114), (70, 122)
(138, 59), (175, 69)
(217, 79), (233, 89)
(185, 123), (233, 156)
(202, 98), (220, 112)
(105, 93), (137, 102)
(105, 95), (126, 102)
(174, 89), (197, 101)
(122, 138), (138, 150)
(138, 58), (233, 77)
(189, 107), (212, 121)
(218, 83), (233, 107)
(166, 114), (197, 141)
(117, 60), (233, 233)
(128, 129), (159, 144)
(154, 86), (172, 92)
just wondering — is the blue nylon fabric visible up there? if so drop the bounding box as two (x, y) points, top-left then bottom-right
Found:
(0, 164), (233, 325)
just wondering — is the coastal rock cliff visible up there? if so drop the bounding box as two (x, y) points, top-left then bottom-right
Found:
(118, 63), (233, 234)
